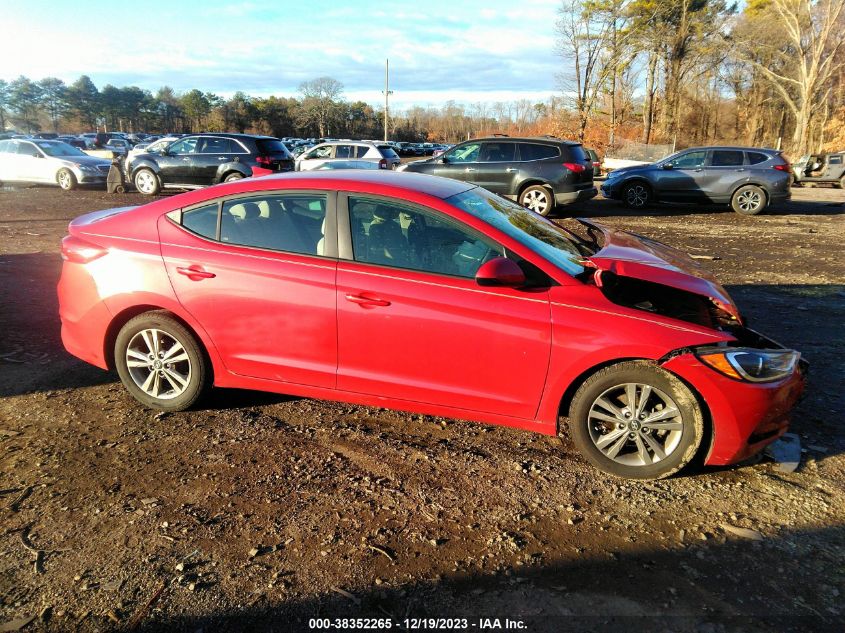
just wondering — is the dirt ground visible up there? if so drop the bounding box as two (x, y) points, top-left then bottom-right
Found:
(0, 182), (843, 633)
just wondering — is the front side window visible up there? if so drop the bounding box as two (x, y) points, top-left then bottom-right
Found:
(305, 145), (332, 160)
(335, 145), (353, 159)
(348, 195), (503, 278)
(445, 142), (481, 164)
(169, 138), (198, 154)
(710, 150), (744, 167)
(220, 194), (327, 255)
(667, 150), (707, 169)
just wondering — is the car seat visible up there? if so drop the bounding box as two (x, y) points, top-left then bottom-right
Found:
(367, 205), (408, 266)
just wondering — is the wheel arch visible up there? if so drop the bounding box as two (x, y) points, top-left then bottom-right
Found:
(130, 160), (162, 179)
(556, 356), (715, 467)
(731, 181), (770, 203)
(215, 165), (251, 184)
(104, 305), (215, 387)
(517, 178), (553, 196)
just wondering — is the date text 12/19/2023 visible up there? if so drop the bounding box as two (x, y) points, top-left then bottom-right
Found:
(308, 617), (527, 630)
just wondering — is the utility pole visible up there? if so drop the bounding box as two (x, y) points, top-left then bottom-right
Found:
(383, 58), (393, 142)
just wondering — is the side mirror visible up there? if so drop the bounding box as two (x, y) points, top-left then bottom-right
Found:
(662, 163), (674, 170)
(33, 152), (43, 158)
(475, 257), (526, 288)
(440, 155), (449, 164)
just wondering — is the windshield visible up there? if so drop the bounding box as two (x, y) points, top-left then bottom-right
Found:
(446, 187), (588, 277)
(35, 141), (87, 157)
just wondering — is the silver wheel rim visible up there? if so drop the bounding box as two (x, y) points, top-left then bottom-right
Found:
(135, 171), (156, 194)
(125, 329), (191, 400)
(625, 185), (648, 207)
(587, 383), (683, 467)
(225, 174), (243, 182)
(736, 189), (762, 212)
(58, 171), (71, 189)
(522, 189), (549, 214)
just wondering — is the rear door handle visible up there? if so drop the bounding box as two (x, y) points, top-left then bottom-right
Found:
(176, 265), (216, 280)
(345, 293), (391, 307)
(505, 168), (518, 172)
(464, 167), (476, 172)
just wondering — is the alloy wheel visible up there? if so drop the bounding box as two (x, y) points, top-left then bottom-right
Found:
(736, 189), (762, 212)
(58, 170), (73, 190)
(625, 185), (648, 208)
(135, 171), (157, 194)
(125, 328), (192, 400)
(586, 383), (684, 466)
(522, 189), (550, 214)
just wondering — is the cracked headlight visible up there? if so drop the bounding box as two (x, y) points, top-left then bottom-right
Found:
(696, 347), (800, 383)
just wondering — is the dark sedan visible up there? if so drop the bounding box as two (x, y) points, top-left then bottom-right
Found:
(600, 146), (791, 215)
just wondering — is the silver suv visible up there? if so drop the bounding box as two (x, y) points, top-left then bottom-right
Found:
(295, 141), (400, 171)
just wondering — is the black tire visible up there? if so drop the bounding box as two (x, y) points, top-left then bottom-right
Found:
(568, 361), (704, 480)
(731, 184), (766, 215)
(224, 172), (245, 183)
(839, 175), (845, 189)
(57, 168), (77, 191)
(133, 168), (161, 195)
(114, 311), (210, 411)
(518, 185), (555, 216)
(622, 181), (651, 209)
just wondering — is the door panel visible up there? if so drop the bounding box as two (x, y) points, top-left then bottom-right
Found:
(157, 193), (338, 387)
(474, 142), (519, 194)
(656, 150), (709, 201)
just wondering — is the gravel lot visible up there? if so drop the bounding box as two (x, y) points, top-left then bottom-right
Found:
(0, 183), (843, 633)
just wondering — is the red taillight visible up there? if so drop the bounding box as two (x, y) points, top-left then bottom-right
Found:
(256, 155), (273, 167)
(61, 235), (107, 263)
(773, 164), (790, 172)
(378, 158), (388, 169)
(563, 162), (586, 173)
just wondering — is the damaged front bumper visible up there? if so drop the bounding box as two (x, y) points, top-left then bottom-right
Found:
(661, 334), (807, 466)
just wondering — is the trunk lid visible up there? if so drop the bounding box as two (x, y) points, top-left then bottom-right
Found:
(579, 219), (741, 321)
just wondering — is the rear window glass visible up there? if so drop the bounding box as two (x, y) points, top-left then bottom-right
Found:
(377, 145), (398, 158)
(518, 143), (560, 161)
(746, 152), (769, 165)
(829, 155), (842, 165)
(256, 139), (290, 156)
(182, 203), (219, 239)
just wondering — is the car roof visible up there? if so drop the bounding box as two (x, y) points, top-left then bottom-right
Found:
(259, 171), (474, 199)
(469, 136), (582, 146)
(681, 146), (781, 153)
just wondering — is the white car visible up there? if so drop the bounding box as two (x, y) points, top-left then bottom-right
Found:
(295, 141), (400, 171)
(0, 139), (111, 190)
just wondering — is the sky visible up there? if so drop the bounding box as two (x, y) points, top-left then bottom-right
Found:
(0, 0), (562, 110)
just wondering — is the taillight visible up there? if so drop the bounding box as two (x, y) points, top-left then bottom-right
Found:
(256, 155), (273, 167)
(773, 164), (790, 172)
(563, 162), (586, 173)
(378, 158), (388, 169)
(61, 235), (107, 263)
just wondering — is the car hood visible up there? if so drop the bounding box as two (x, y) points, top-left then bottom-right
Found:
(606, 163), (655, 177)
(579, 219), (741, 321)
(60, 155), (112, 168)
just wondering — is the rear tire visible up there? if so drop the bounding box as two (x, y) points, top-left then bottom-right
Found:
(518, 185), (555, 216)
(57, 168), (77, 191)
(622, 182), (651, 209)
(224, 172), (244, 182)
(839, 175), (845, 189)
(731, 184), (766, 215)
(114, 311), (210, 412)
(568, 361), (704, 480)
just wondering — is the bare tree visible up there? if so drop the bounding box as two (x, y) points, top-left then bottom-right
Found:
(734, 0), (845, 153)
(297, 77), (344, 137)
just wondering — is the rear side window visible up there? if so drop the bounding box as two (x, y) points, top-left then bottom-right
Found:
(182, 203), (219, 239)
(711, 150), (745, 166)
(829, 155), (843, 165)
(335, 145), (354, 159)
(480, 143), (516, 162)
(220, 194), (327, 255)
(746, 152), (770, 165)
(198, 137), (238, 154)
(377, 145), (398, 159)
(517, 143), (559, 161)
(255, 139), (290, 156)
(355, 146), (370, 158)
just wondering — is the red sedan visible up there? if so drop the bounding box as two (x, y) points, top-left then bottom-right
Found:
(58, 172), (805, 479)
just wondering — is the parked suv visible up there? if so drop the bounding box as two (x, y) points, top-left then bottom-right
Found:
(295, 141), (400, 171)
(129, 133), (294, 195)
(601, 146), (791, 215)
(398, 136), (596, 216)
(792, 152), (845, 188)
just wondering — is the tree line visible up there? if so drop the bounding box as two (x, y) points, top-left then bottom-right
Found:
(1, 0), (842, 155)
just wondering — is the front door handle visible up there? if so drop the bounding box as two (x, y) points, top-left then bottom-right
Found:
(217, 156), (227, 160)
(505, 168), (518, 172)
(734, 168), (746, 172)
(464, 167), (476, 172)
(176, 265), (216, 280)
(345, 293), (391, 307)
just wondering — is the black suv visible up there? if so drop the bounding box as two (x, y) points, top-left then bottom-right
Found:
(129, 133), (294, 195)
(399, 136), (596, 215)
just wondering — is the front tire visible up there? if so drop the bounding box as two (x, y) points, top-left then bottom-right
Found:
(57, 168), (77, 191)
(134, 168), (161, 195)
(731, 184), (766, 215)
(622, 182), (651, 209)
(839, 175), (845, 189)
(519, 185), (554, 216)
(568, 361), (704, 480)
(114, 312), (210, 411)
